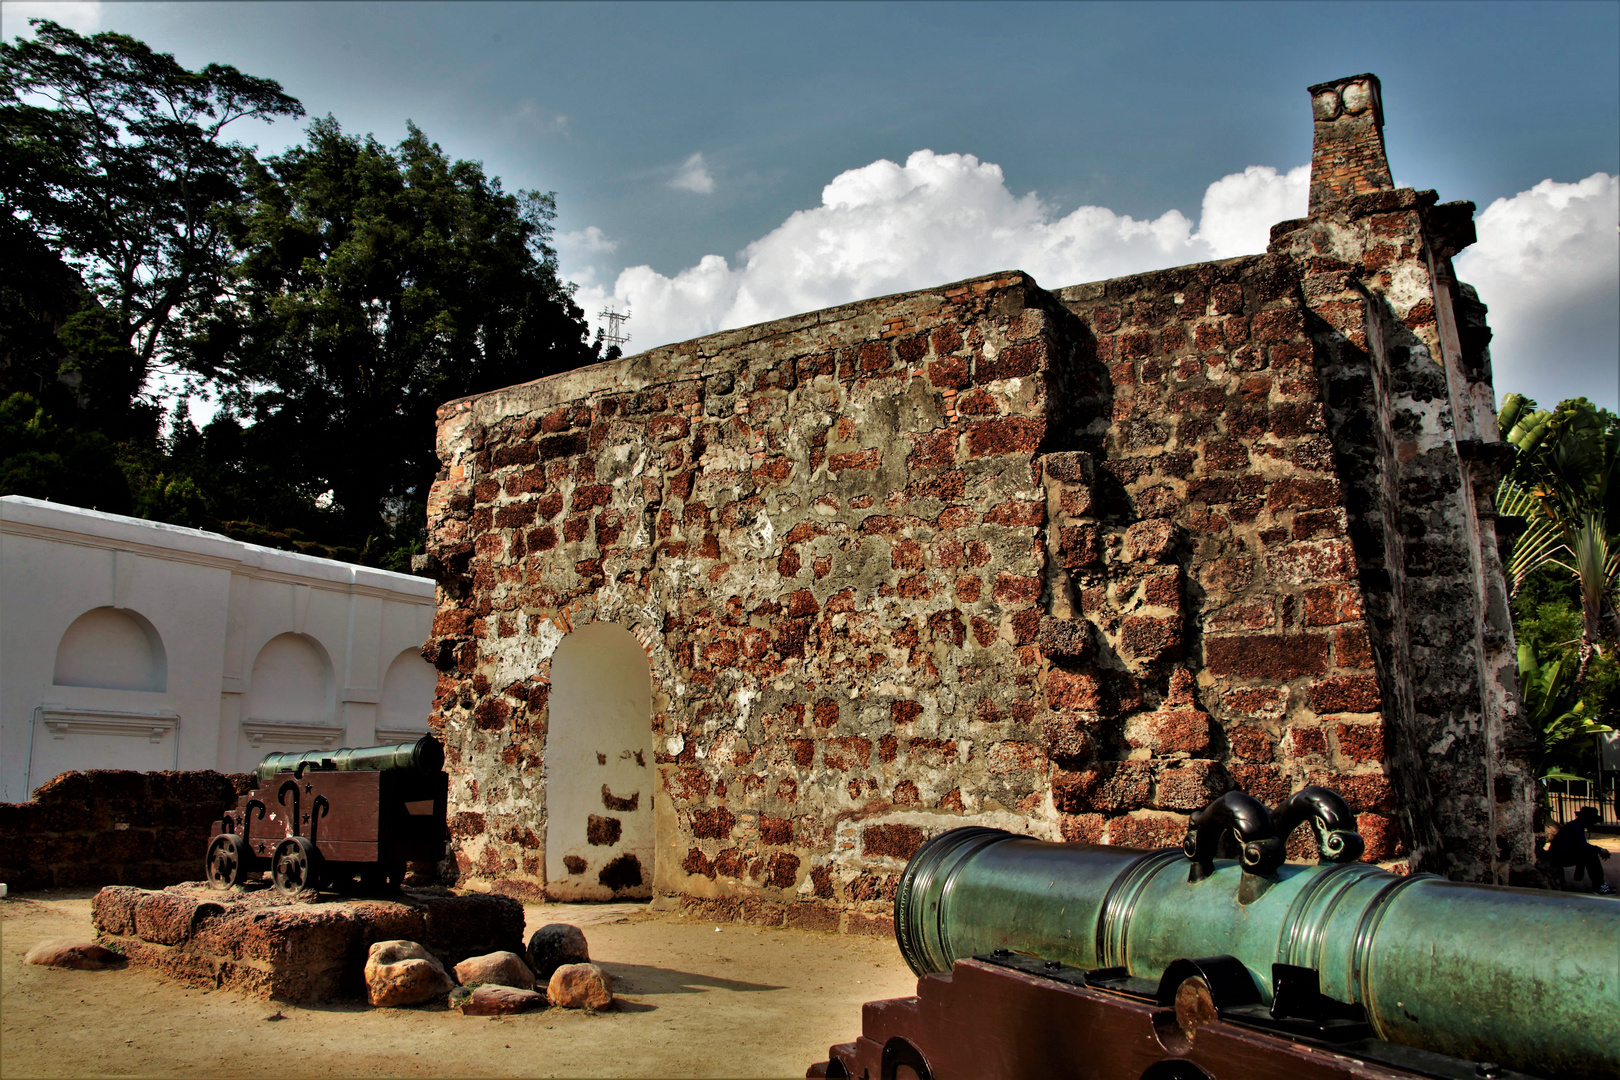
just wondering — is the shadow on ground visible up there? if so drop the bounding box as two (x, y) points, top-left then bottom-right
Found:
(597, 960), (784, 995)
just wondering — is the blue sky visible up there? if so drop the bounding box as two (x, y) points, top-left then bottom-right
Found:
(5, 0), (1617, 409)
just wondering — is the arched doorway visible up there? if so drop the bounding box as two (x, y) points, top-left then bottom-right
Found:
(546, 622), (653, 900)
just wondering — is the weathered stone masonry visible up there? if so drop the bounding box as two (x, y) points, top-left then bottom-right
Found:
(419, 73), (1530, 930)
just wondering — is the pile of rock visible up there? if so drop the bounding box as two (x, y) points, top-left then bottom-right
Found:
(91, 883), (527, 1004)
(364, 921), (612, 1014)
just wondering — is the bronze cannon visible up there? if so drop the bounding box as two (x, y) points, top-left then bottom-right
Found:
(812, 785), (1618, 1080)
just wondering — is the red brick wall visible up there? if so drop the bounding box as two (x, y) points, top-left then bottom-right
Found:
(1307, 74), (1394, 214)
(0, 770), (251, 891)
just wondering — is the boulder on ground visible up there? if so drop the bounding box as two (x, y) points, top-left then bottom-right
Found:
(455, 984), (546, 1015)
(527, 923), (589, 980)
(364, 939), (453, 1007)
(547, 962), (612, 1010)
(24, 940), (124, 969)
(454, 949), (534, 990)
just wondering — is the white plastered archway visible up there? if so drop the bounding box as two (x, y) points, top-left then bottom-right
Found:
(238, 632), (341, 762)
(545, 621), (653, 900)
(245, 632), (336, 723)
(378, 647), (435, 740)
(53, 606), (167, 692)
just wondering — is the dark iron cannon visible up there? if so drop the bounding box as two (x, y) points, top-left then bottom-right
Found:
(206, 734), (447, 895)
(251, 736), (445, 787)
(812, 785), (1619, 1080)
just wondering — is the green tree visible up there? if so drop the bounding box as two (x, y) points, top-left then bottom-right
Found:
(0, 391), (130, 512)
(0, 216), (82, 408)
(1517, 638), (1615, 780)
(1513, 562), (1620, 777)
(185, 116), (597, 554)
(0, 18), (302, 434)
(1497, 395), (1620, 680)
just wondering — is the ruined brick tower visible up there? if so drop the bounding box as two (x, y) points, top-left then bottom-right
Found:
(419, 73), (1531, 928)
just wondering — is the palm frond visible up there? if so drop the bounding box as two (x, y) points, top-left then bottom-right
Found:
(1497, 477), (1569, 595)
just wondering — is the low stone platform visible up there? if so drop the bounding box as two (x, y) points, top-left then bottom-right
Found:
(91, 883), (525, 1003)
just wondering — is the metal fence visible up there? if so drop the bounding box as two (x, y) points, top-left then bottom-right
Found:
(1546, 779), (1620, 829)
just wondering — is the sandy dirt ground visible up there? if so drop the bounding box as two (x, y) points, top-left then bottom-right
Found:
(0, 889), (918, 1079)
(8, 847), (1617, 1079)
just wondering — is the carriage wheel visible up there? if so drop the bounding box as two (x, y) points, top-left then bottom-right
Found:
(272, 836), (322, 895)
(205, 833), (247, 890)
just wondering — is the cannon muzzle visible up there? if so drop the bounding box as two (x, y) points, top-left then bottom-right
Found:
(894, 789), (1619, 1079)
(253, 734), (444, 787)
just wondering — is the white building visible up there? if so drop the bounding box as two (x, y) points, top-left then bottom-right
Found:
(1, 496), (438, 802)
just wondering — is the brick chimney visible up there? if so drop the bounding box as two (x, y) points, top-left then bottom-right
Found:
(1307, 74), (1394, 214)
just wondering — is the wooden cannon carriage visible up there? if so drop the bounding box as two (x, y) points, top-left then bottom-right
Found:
(205, 735), (448, 894)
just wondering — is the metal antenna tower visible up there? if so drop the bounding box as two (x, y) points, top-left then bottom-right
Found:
(597, 305), (631, 351)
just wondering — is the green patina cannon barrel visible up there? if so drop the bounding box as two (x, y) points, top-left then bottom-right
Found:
(253, 734), (443, 787)
(894, 793), (1619, 1079)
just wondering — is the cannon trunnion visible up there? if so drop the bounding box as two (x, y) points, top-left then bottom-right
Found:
(206, 735), (448, 895)
(811, 786), (1619, 1080)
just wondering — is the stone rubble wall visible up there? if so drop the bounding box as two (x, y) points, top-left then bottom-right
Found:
(1269, 185), (1529, 883)
(1039, 253), (1403, 861)
(419, 73), (1531, 918)
(0, 770), (251, 890)
(424, 273), (1073, 932)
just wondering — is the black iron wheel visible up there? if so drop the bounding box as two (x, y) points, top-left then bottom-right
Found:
(205, 833), (247, 889)
(271, 836), (322, 895)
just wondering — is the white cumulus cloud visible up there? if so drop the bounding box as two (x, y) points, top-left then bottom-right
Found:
(669, 152), (716, 195)
(1454, 173), (1619, 410)
(571, 151), (1305, 350)
(559, 225), (618, 254)
(1, 1), (103, 34)
(555, 226), (621, 299)
(1196, 165), (1311, 259)
(570, 151), (1615, 411)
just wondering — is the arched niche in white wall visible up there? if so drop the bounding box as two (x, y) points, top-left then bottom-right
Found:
(53, 606), (167, 692)
(376, 647), (435, 742)
(546, 622), (653, 900)
(241, 632), (339, 751)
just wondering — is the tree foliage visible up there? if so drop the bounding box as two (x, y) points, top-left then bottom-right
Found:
(0, 391), (129, 511)
(0, 19), (304, 434)
(183, 115), (597, 551)
(1498, 394), (1620, 779)
(1497, 394), (1620, 680)
(1, 22), (599, 570)
(1517, 636), (1615, 781)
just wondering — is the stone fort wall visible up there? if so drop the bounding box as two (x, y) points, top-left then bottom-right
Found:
(0, 770), (250, 890)
(418, 73), (1529, 929)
